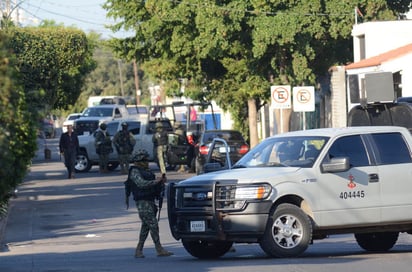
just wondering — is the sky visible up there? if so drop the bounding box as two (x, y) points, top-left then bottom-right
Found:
(7, 1), (412, 39)
(10, 0), (131, 39)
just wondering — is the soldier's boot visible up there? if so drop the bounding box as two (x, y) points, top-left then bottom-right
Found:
(177, 165), (185, 173)
(155, 245), (173, 257)
(134, 243), (144, 258)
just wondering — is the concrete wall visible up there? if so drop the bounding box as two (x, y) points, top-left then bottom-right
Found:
(352, 21), (412, 61)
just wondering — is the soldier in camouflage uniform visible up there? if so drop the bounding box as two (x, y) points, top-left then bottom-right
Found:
(124, 149), (173, 258)
(152, 122), (168, 175)
(113, 122), (136, 174)
(94, 123), (113, 173)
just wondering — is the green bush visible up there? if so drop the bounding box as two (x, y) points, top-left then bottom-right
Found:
(0, 31), (37, 219)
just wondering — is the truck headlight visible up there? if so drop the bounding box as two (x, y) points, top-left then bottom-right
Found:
(234, 184), (272, 200)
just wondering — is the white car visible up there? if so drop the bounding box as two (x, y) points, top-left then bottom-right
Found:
(62, 113), (82, 133)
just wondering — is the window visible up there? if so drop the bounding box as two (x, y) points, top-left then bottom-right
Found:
(327, 135), (369, 167)
(127, 122), (141, 135)
(372, 133), (412, 164)
(106, 122), (119, 136)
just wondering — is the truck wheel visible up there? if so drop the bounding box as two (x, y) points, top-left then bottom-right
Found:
(75, 151), (92, 173)
(182, 239), (233, 259)
(195, 159), (204, 175)
(355, 232), (398, 252)
(188, 157), (196, 173)
(107, 162), (119, 171)
(260, 203), (312, 258)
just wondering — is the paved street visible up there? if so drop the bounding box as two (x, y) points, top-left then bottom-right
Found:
(0, 136), (199, 271)
(2, 136), (412, 272)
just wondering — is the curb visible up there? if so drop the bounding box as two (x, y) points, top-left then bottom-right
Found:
(0, 205), (10, 248)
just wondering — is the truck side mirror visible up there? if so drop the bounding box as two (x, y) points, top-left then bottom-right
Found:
(321, 157), (350, 173)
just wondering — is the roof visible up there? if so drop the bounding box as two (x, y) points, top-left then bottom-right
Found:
(270, 126), (409, 138)
(345, 43), (412, 70)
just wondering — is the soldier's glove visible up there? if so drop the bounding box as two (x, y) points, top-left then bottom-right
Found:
(125, 197), (129, 210)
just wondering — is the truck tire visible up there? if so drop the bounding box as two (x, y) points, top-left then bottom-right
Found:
(355, 232), (398, 252)
(260, 203), (312, 258)
(107, 162), (119, 171)
(75, 151), (92, 173)
(195, 158), (204, 175)
(182, 239), (233, 259)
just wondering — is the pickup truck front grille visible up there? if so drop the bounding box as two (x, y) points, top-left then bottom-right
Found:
(174, 180), (246, 211)
(74, 120), (99, 135)
(179, 185), (214, 208)
(215, 185), (238, 210)
(172, 181), (273, 213)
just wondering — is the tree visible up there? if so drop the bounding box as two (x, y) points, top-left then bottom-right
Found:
(7, 27), (96, 111)
(67, 42), (149, 116)
(0, 24), (97, 217)
(104, 0), (411, 146)
(0, 31), (37, 218)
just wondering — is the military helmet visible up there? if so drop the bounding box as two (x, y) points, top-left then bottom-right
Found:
(155, 122), (163, 129)
(131, 149), (149, 162)
(100, 123), (107, 130)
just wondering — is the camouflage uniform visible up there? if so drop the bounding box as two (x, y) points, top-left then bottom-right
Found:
(152, 122), (168, 175)
(124, 152), (173, 258)
(174, 122), (187, 173)
(114, 123), (136, 174)
(95, 123), (113, 173)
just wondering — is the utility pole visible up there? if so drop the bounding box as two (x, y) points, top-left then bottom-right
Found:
(133, 59), (140, 105)
(117, 59), (125, 97)
(1, 0), (22, 27)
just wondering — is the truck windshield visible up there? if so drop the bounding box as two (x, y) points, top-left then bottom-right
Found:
(235, 136), (329, 168)
(83, 107), (113, 117)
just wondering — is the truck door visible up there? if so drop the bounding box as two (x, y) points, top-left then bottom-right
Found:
(370, 132), (412, 222)
(316, 134), (381, 227)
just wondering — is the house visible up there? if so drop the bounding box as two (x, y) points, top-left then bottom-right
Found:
(329, 20), (412, 128)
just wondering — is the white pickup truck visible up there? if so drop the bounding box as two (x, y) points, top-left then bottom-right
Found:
(167, 126), (412, 258)
(74, 118), (172, 172)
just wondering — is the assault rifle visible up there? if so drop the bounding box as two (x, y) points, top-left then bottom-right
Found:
(157, 174), (166, 221)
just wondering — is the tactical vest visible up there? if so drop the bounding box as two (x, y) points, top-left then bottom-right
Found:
(127, 166), (161, 201)
(117, 131), (133, 154)
(154, 130), (168, 146)
(95, 131), (113, 154)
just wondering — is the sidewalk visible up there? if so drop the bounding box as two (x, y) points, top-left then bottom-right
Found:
(0, 136), (61, 246)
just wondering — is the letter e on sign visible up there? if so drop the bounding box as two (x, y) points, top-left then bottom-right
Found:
(271, 85), (291, 109)
(293, 86), (315, 112)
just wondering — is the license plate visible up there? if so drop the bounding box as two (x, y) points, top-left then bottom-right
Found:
(190, 221), (205, 232)
(219, 146), (230, 153)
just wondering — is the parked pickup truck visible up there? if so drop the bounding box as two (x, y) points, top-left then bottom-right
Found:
(167, 126), (412, 258)
(74, 118), (172, 172)
(74, 104), (129, 136)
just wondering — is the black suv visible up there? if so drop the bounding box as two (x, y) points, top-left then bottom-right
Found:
(194, 130), (249, 174)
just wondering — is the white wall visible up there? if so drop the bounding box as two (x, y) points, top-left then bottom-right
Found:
(352, 21), (412, 61)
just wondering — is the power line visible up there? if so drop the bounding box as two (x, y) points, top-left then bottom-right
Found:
(10, 0), (132, 37)
(21, 1), (108, 26)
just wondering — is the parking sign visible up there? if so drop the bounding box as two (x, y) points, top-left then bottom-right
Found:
(292, 86), (315, 112)
(271, 85), (291, 109)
